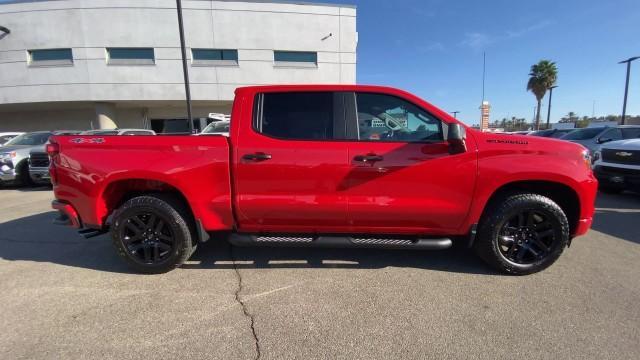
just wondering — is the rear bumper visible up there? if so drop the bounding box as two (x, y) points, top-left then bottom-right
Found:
(51, 200), (81, 228)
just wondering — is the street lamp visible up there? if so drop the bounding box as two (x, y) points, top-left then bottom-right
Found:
(546, 85), (558, 129)
(619, 56), (640, 125)
(451, 111), (460, 118)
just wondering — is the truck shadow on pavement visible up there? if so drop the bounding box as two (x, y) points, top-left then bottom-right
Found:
(0, 211), (495, 275)
(592, 192), (640, 245)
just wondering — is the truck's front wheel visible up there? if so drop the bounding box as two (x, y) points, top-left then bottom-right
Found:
(475, 193), (570, 275)
(111, 195), (195, 274)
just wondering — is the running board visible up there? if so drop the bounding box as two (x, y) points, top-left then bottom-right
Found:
(228, 234), (452, 250)
(78, 228), (108, 239)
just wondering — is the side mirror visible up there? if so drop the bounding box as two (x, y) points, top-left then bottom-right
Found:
(447, 123), (467, 154)
(597, 137), (613, 144)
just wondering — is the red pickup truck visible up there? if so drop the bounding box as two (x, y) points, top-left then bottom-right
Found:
(48, 85), (597, 275)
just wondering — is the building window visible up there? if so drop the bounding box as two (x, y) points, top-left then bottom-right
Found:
(273, 51), (317, 68)
(28, 48), (73, 67)
(106, 47), (155, 65)
(192, 49), (238, 66)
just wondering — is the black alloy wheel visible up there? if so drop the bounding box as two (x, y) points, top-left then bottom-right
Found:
(119, 212), (175, 265)
(111, 194), (195, 274)
(475, 193), (570, 275)
(497, 210), (556, 264)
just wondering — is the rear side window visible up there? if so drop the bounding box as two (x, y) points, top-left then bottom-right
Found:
(255, 92), (339, 140)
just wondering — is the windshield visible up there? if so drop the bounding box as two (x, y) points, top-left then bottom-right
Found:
(561, 128), (604, 140)
(4, 132), (51, 146)
(201, 121), (230, 134)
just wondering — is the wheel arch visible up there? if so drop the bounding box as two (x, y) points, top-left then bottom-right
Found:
(99, 178), (194, 227)
(477, 180), (581, 236)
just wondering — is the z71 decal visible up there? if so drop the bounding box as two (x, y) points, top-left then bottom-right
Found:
(486, 139), (528, 145)
(70, 137), (105, 144)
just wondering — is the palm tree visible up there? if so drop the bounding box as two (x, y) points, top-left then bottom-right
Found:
(527, 60), (558, 130)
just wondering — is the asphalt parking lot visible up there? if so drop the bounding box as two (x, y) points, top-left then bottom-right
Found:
(0, 188), (639, 359)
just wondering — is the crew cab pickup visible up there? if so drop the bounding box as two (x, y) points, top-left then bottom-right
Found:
(48, 85), (597, 275)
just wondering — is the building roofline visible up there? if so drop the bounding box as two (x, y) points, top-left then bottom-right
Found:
(0, 0), (356, 9)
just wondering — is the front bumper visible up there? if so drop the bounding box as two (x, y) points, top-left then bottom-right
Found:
(29, 167), (51, 184)
(0, 162), (17, 182)
(593, 165), (640, 190)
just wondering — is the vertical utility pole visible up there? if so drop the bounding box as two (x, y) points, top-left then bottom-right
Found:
(451, 111), (460, 118)
(481, 52), (486, 102)
(619, 57), (639, 125)
(546, 85), (557, 129)
(176, 0), (194, 133)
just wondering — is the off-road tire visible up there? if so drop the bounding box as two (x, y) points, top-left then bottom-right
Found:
(111, 194), (196, 274)
(474, 192), (570, 275)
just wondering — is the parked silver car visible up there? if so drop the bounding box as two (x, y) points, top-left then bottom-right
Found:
(0, 131), (79, 186)
(0, 132), (24, 146)
(561, 125), (640, 154)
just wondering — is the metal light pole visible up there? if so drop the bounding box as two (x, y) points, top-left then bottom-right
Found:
(451, 111), (460, 118)
(546, 85), (557, 129)
(176, 0), (194, 134)
(619, 56), (640, 125)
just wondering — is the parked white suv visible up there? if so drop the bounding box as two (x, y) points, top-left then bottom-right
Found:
(592, 139), (640, 193)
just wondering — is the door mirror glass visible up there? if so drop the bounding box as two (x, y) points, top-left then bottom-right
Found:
(447, 123), (466, 154)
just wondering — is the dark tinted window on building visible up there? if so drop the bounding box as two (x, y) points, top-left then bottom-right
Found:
(192, 49), (238, 61)
(29, 48), (73, 65)
(107, 48), (155, 65)
(274, 51), (317, 64)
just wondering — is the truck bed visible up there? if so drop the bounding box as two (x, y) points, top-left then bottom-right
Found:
(51, 135), (233, 230)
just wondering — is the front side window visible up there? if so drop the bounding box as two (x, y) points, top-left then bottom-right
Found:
(28, 48), (73, 66)
(355, 93), (443, 142)
(256, 92), (336, 140)
(600, 128), (622, 141)
(107, 48), (155, 65)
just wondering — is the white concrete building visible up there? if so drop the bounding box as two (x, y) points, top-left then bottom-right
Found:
(0, 0), (357, 132)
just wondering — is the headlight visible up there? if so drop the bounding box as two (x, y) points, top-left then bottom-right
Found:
(0, 152), (16, 162)
(592, 150), (601, 163)
(582, 149), (592, 169)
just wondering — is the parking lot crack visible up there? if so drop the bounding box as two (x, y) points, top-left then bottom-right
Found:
(230, 246), (261, 360)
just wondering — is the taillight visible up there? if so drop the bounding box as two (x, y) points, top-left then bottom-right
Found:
(47, 142), (59, 185)
(46, 143), (59, 156)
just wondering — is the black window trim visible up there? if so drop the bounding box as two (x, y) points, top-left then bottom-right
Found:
(251, 91), (348, 142)
(347, 91), (447, 144)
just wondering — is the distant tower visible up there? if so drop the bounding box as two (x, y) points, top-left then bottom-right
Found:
(480, 101), (490, 131)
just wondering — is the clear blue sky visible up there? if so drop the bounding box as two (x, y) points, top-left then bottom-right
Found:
(324, 0), (640, 125)
(2, 0), (638, 125)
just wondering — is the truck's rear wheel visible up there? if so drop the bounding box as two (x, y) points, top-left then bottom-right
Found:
(475, 193), (569, 275)
(111, 195), (195, 274)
